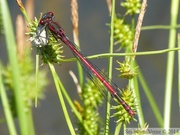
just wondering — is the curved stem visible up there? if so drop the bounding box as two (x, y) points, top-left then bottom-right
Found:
(60, 47), (180, 63)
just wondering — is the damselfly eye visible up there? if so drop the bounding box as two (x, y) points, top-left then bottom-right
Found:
(47, 12), (54, 17)
(39, 20), (45, 25)
(42, 12), (54, 20)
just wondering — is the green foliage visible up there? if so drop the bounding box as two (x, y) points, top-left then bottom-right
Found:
(0, 8), (3, 34)
(132, 123), (150, 135)
(1, 48), (48, 115)
(27, 16), (64, 64)
(111, 87), (137, 124)
(121, 0), (142, 15)
(82, 78), (104, 108)
(113, 0), (141, 50)
(76, 78), (104, 135)
(116, 60), (138, 79)
(114, 17), (134, 49)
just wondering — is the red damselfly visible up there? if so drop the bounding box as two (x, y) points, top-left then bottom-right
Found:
(36, 12), (135, 117)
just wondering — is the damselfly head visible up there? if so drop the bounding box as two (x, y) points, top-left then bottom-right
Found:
(43, 12), (54, 19)
(40, 12), (54, 25)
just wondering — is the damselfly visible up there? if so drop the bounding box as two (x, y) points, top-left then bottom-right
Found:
(36, 12), (135, 117)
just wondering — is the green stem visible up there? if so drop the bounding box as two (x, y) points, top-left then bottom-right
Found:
(132, 70), (145, 127)
(105, 0), (115, 134)
(123, 124), (127, 135)
(142, 25), (180, 30)
(164, 0), (179, 129)
(60, 47), (180, 63)
(48, 63), (76, 135)
(73, 35), (84, 87)
(35, 54), (40, 107)
(178, 34), (180, 110)
(0, 1), (31, 135)
(0, 70), (17, 135)
(48, 62), (93, 135)
(114, 123), (122, 135)
(137, 64), (163, 127)
(91, 48), (180, 57)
